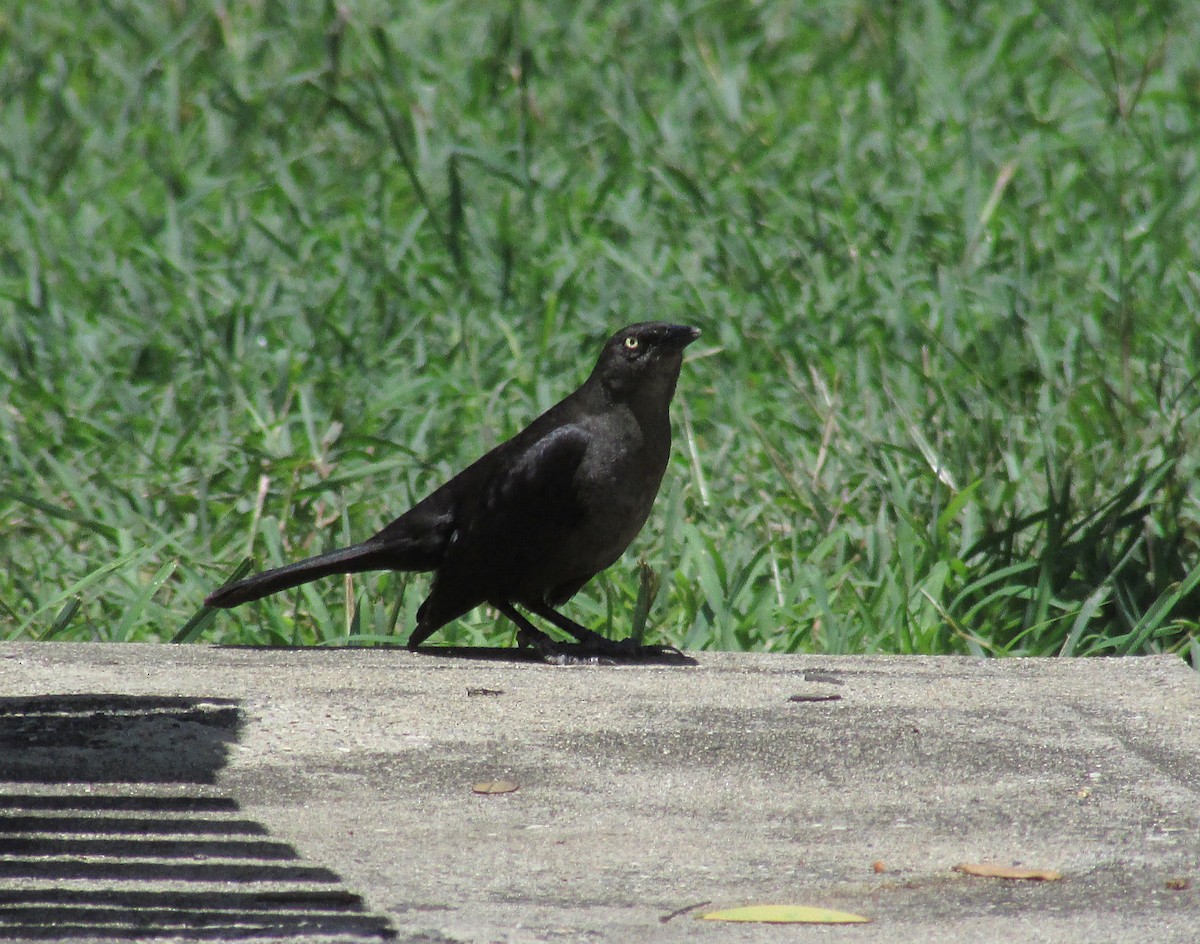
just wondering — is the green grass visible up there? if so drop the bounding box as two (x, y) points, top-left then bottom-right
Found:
(2, 1), (1198, 661)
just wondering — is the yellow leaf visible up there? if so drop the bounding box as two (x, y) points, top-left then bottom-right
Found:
(700, 905), (870, 924)
(953, 863), (1062, 881)
(472, 780), (518, 795)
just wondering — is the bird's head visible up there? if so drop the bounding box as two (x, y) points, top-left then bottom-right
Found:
(590, 322), (701, 403)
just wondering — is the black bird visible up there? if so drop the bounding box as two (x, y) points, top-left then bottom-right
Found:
(205, 322), (701, 662)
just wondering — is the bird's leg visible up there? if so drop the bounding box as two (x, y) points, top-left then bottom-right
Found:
(492, 604), (628, 666)
(491, 601), (609, 665)
(523, 601), (691, 664)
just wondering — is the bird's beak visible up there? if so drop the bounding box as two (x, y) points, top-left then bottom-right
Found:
(665, 325), (702, 349)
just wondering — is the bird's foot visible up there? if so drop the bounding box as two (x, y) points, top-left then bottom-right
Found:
(517, 627), (693, 666)
(568, 628), (695, 665)
(603, 639), (695, 665)
(515, 626), (610, 665)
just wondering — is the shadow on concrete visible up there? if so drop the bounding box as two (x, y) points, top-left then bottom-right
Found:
(0, 694), (394, 940)
(414, 645), (699, 666)
(215, 642), (697, 665)
(218, 642), (547, 666)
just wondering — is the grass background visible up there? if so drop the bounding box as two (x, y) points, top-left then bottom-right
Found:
(2, 1), (1198, 660)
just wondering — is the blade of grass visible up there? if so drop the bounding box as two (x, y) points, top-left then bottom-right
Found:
(110, 560), (178, 641)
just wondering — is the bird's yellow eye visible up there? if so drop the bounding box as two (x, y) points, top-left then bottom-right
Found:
(624, 336), (639, 350)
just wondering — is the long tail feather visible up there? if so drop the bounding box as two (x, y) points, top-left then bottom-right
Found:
(205, 542), (392, 608)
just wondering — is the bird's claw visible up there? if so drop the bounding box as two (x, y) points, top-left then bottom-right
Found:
(630, 643), (693, 664)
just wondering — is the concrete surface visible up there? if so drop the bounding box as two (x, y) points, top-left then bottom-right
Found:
(1, 642), (1199, 943)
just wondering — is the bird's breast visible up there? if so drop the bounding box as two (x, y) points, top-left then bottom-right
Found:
(566, 414), (670, 565)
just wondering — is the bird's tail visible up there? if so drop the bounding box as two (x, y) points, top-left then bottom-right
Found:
(204, 541), (393, 608)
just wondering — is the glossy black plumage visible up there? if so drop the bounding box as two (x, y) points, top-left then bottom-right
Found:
(205, 322), (700, 661)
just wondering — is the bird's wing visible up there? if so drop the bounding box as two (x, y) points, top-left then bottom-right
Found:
(369, 497), (458, 569)
(485, 423), (591, 524)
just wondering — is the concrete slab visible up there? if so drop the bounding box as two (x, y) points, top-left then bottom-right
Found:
(1, 642), (1198, 943)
